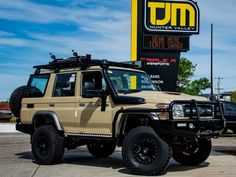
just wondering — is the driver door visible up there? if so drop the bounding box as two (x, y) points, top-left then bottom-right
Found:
(76, 71), (113, 136)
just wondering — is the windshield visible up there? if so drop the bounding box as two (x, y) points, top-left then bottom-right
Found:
(106, 69), (156, 94)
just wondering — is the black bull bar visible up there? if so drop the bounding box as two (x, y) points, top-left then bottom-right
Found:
(112, 100), (225, 138)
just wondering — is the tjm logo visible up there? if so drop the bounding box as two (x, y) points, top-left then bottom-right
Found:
(144, 0), (199, 33)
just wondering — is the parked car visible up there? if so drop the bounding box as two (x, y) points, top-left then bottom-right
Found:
(0, 102), (13, 120)
(0, 110), (13, 119)
(222, 101), (236, 134)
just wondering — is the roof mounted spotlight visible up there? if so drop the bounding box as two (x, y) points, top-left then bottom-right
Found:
(50, 53), (56, 60)
(100, 59), (109, 68)
(86, 54), (91, 61)
(72, 50), (78, 57)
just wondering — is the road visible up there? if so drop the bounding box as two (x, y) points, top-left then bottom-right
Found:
(0, 133), (236, 177)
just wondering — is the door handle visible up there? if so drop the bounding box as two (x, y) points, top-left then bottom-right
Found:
(49, 103), (55, 107)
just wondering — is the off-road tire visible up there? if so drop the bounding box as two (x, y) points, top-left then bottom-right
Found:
(173, 138), (212, 166)
(32, 125), (64, 165)
(87, 141), (116, 158)
(122, 126), (172, 175)
(10, 85), (27, 118)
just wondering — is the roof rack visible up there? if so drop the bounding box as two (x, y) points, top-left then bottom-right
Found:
(33, 53), (141, 74)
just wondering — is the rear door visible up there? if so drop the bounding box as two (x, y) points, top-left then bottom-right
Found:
(49, 72), (77, 132)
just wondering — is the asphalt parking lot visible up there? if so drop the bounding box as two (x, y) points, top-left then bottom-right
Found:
(0, 133), (236, 177)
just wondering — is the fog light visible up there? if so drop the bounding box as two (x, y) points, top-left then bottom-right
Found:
(189, 123), (195, 129)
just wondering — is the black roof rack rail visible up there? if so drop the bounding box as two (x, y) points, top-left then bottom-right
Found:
(33, 54), (141, 74)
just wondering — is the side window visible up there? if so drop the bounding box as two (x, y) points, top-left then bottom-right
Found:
(53, 73), (76, 97)
(26, 74), (50, 97)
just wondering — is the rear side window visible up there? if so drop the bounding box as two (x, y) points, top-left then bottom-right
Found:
(53, 73), (76, 97)
(26, 74), (50, 97)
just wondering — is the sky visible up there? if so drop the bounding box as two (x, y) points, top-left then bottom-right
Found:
(0, 0), (236, 101)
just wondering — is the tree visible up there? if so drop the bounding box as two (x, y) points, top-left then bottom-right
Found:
(231, 91), (236, 102)
(176, 57), (211, 95)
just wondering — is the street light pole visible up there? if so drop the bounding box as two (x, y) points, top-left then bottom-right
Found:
(210, 23), (214, 100)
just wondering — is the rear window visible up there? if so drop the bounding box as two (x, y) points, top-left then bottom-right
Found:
(26, 74), (50, 97)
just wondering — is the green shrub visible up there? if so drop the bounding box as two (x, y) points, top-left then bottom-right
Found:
(9, 117), (17, 123)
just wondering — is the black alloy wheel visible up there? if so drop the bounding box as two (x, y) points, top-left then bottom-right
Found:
(132, 136), (158, 164)
(122, 126), (172, 175)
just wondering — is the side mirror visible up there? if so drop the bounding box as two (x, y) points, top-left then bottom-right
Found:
(82, 82), (101, 98)
(82, 82), (107, 111)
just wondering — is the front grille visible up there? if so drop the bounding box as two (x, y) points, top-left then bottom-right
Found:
(184, 104), (214, 119)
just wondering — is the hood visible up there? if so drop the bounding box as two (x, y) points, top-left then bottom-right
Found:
(120, 91), (207, 104)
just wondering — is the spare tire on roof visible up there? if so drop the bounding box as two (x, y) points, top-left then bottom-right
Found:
(10, 85), (27, 118)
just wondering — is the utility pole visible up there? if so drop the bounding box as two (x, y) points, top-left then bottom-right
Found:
(215, 77), (224, 99)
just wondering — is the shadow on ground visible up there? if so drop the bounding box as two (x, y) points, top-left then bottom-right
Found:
(15, 151), (32, 160)
(15, 148), (211, 175)
(213, 146), (236, 156)
(63, 149), (123, 169)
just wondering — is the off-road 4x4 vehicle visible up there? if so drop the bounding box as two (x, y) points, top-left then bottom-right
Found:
(10, 53), (225, 175)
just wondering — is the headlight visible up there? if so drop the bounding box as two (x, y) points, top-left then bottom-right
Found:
(172, 104), (184, 117)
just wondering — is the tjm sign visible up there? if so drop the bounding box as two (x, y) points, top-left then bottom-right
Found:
(131, 0), (200, 91)
(144, 0), (199, 33)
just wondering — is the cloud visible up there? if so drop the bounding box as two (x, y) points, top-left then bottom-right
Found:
(0, 31), (15, 37)
(26, 31), (130, 60)
(198, 0), (236, 27)
(0, 62), (32, 69)
(0, 73), (28, 100)
(0, 0), (130, 24)
(0, 0), (131, 60)
(0, 37), (31, 47)
(190, 0), (236, 53)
